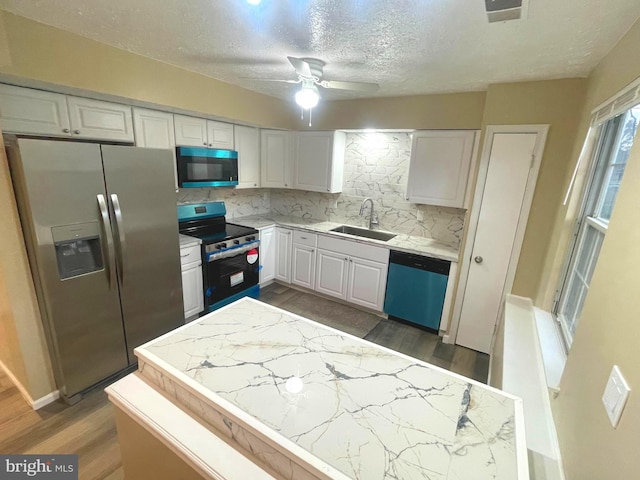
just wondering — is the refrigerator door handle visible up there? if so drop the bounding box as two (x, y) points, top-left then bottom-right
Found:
(110, 193), (127, 286)
(97, 194), (116, 290)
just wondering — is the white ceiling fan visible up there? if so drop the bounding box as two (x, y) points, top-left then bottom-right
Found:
(249, 56), (379, 124)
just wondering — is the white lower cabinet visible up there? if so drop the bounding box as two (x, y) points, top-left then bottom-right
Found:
(259, 226), (275, 285)
(180, 243), (203, 320)
(181, 264), (203, 319)
(315, 249), (349, 300)
(275, 227), (292, 283)
(291, 231), (317, 290)
(316, 235), (389, 312)
(347, 257), (388, 311)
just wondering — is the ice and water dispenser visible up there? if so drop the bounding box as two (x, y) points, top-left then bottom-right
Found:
(52, 222), (104, 280)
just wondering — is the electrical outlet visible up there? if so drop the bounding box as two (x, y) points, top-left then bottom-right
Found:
(602, 365), (630, 428)
(416, 209), (424, 222)
(331, 197), (338, 208)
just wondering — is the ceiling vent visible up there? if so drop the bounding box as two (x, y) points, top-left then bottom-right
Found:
(485, 0), (527, 23)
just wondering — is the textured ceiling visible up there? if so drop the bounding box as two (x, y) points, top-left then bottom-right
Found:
(1, 0), (640, 101)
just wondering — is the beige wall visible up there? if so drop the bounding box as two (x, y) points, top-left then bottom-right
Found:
(548, 17), (640, 480)
(0, 135), (55, 400)
(0, 11), (296, 129)
(313, 91), (486, 130)
(479, 79), (588, 301)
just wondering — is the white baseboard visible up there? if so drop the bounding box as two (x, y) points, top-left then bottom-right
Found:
(0, 359), (59, 410)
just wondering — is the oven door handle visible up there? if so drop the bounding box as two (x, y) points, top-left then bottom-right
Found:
(206, 241), (260, 262)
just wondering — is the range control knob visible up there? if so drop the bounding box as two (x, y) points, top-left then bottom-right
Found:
(233, 239), (240, 245)
(220, 243), (227, 249)
(246, 236), (255, 242)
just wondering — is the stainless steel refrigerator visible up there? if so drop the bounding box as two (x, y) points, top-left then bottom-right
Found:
(5, 136), (184, 402)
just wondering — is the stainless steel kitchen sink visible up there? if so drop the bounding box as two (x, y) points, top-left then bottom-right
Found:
(329, 225), (397, 242)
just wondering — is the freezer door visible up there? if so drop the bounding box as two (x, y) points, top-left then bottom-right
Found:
(101, 145), (184, 362)
(7, 138), (128, 399)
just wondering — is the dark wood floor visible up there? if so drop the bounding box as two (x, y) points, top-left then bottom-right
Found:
(0, 284), (488, 479)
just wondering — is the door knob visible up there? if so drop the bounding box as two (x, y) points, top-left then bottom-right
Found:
(474, 256), (483, 264)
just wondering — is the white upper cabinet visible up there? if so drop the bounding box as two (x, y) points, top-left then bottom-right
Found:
(67, 96), (134, 142)
(0, 84), (71, 137)
(174, 115), (234, 149)
(261, 130), (293, 189)
(133, 108), (176, 149)
(207, 120), (234, 149)
(174, 115), (208, 147)
(294, 131), (346, 193)
(407, 130), (476, 208)
(133, 108), (178, 189)
(234, 125), (260, 189)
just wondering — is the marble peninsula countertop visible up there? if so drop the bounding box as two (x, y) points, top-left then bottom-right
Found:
(135, 298), (527, 480)
(231, 214), (460, 262)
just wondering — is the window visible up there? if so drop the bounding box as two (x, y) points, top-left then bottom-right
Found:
(555, 106), (640, 346)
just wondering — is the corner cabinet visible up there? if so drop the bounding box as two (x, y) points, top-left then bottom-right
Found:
(261, 130), (293, 188)
(234, 125), (261, 189)
(407, 130), (476, 208)
(294, 131), (346, 193)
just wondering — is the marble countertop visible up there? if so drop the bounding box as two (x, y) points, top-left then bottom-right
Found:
(231, 214), (459, 262)
(179, 233), (202, 248)
(136, 298), (527, 480)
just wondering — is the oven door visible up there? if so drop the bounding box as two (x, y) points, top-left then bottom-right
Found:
(205, 246), (259, 310)
(176, 147), (238, 187)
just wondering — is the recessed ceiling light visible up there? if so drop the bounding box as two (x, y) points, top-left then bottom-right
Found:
(246, 0), (261, 5)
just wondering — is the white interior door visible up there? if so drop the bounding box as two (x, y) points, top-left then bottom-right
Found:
(455, 131), (542, 353)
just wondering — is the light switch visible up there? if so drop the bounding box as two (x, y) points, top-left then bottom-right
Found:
(602, 365), (630, 428)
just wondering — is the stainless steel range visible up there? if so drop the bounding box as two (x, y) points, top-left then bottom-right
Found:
(177, 202), (260, 312)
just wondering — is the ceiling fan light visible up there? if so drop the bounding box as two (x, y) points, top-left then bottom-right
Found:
(295, 85), (320, 109)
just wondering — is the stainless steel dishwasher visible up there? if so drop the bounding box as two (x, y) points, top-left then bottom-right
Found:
(383, 251), (450, 331)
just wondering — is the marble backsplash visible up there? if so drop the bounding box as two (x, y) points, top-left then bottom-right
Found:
(177, 188), (270, 220)
(177, 132), (465, 248)
(270, 132), (465, 248)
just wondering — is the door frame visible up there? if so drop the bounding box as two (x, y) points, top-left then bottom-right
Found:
(444, 124), (549, 346)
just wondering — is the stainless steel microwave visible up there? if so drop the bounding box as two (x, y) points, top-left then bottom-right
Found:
(176, 146), (239, 187)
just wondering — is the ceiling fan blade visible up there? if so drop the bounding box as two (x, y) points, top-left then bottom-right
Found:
(319, 80), (380, 92)
(287, 56), (312, 78)
(240, 78), (300, 84)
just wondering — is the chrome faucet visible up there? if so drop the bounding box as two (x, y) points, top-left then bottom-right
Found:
(359, 197), (379, 230)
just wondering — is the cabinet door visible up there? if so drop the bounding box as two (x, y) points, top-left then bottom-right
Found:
(133, 108), (177, 188)
(292, 244), (316, 290)
(407, 131), (475, 208)
(275, 228), (292, 283)
(0, 84), (71, 136)
(181, 264), (203, 319)
(294, 131), (345, 193)
(315, 249), (349, 300)
(261, 130), (293, 188)
(259, 227), (275, 285)
(207, 120), (234, 149)
(67, 96), (134, 142)
(347, 257), (388, 311)
(174, 114), (208, 147)
(235, 125), (261, 188)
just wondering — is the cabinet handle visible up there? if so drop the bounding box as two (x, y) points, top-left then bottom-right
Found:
(180, 253), (190, 258)
(300, 236), (307, 240)
(73, 129), (80, 134)
(203, 142), (207, 146)
(62, 128), (70, 133)
(349, 259), (353, 263)
(311, 249), (315, 253)
(208, 143), (213, 147)
(345, 257), (348, 261)
(326, 188), (330, 192)
(284, 183), (288, 187)
(254, 183), (257, 187)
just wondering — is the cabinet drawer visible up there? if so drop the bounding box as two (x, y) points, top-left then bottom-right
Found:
(293, 230), (317, 247)
(179, 245), (201, 266)
(318, 234), (389, 263)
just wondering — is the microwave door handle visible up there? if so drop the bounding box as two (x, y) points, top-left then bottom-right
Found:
(110, 193), (127, 287)
(97, 194), (116, 290)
